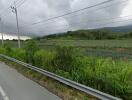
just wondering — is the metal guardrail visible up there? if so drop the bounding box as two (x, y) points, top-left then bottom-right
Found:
(0, 54), (122, 100)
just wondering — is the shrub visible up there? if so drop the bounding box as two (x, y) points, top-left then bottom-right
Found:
(3, 43), (12, 56)
(34, 49), (55, 71)
(24, 40), (39, 64)
(81, 57), (132, 99)
(0, 43), (131, 100)
(0, 48), (6, 54)
(11, 48), (26, 61)
(52, 46), (82, 72)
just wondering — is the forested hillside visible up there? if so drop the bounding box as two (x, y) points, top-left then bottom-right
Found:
(36, 29), (132, 40)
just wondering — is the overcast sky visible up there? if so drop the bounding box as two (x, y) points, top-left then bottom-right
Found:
(0, 0), (132, 37)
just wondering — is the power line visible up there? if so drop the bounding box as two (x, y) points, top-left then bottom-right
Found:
(0, 0), (130, 36)
(47, 18), (132, 34)
(22, 0), (116, 27)
(11, 2), (21, 48)
(49, 14), (132, 29)
(30, 15), (132, 33)
(14, 15), (132, 36)
(0, 0), (26, 17)
(22, 0), (130, 35)
(0, 0), (17, 16)
(22, 1), (129, 32)
(95, 17), (132, 28)
(16, 0), (27, 8)
(58, 0), (128, 24)
(21, 0), (128, 29)
(0, 0), (27, 48)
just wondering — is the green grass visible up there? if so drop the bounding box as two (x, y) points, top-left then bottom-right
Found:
(2, 39), (132, 48)
(37, 40), (132, 58)
(0, 41), (132, 100)
(2, 39), (132, 59)
(0, 58), (96, 100)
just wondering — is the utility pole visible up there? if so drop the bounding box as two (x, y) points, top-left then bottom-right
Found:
(0, 17), (4, 46)
(11, 2), (21, 48)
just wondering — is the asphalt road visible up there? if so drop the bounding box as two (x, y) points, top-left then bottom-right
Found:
(0, 62), (61, 100)
(0, 93), (3, 100)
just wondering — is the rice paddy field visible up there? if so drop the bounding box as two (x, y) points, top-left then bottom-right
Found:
(2, 39), (132, 48)
(38, 39), (132, 48)
(2, 39), (132, 59)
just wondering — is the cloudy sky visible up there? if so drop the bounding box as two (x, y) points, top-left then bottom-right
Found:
(0, 0), (132, 37)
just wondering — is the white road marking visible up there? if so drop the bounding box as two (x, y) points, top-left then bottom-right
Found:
(0, 86), (9, 100)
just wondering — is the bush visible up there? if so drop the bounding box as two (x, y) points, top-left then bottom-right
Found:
(3, 43), (12, 56)
(0, 43), (131, 100)
(34, 49), (55, 71)
(11, 48), (26, 61)
(52, 46), (82, 72)
(80, 57), (132, 99)
(0, 48), (6, 54)
(24, 40), (39, 64)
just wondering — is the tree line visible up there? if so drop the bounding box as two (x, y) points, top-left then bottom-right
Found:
(35, 29), (132, 40)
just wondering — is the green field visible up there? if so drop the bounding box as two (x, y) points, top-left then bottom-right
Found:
(2, 39), (132, 48)
(0, 39), (132, 100)
(38, 40), (132, 59)
(2, 39), (132, 59)
(38, 39), (132, 48)
(1, 26), (132, 100)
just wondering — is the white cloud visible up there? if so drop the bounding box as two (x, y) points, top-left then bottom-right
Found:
(121, 0), (132, 16)
(0, 33), (30, 40)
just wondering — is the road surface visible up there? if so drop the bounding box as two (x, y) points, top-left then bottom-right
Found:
(0, 94), (3, 100)
(0, 62), (61, 100)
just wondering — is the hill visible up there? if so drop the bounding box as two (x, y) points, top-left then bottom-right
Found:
(35, 25), (132, 40)
(105, 24), (132, 32)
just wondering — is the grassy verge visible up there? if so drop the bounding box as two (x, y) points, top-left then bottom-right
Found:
(0, 58), (97, 100)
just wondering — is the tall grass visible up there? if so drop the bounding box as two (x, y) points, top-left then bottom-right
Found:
(0, 41), (131, 100)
